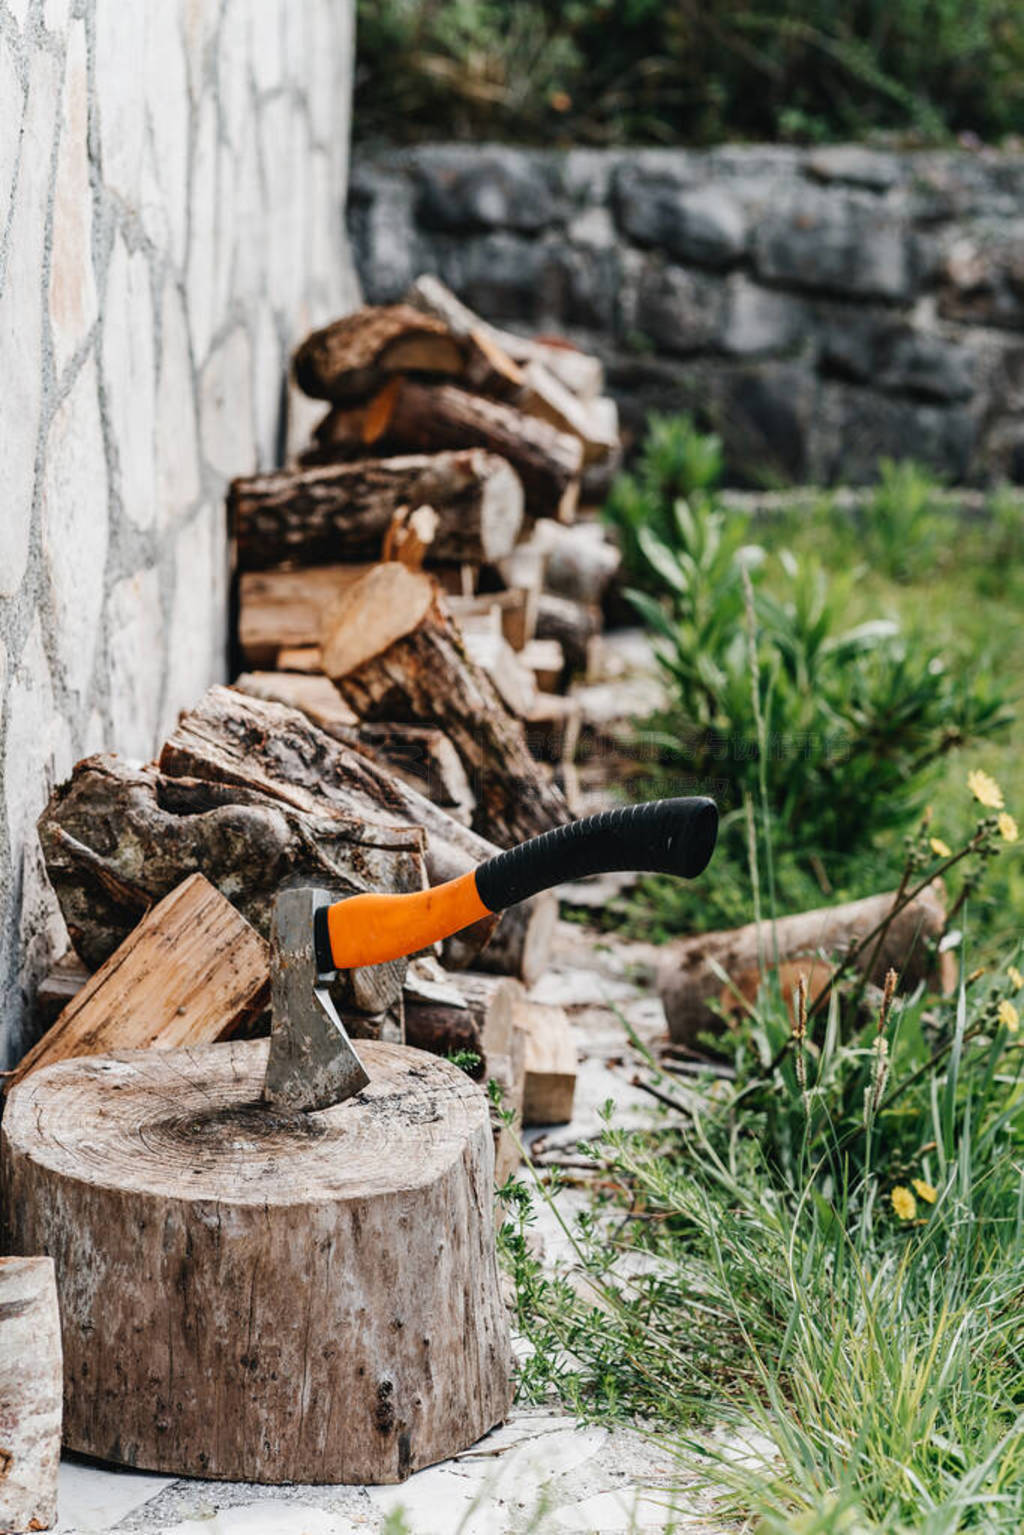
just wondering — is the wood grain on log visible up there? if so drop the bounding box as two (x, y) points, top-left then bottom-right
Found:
(2, 1040), (513, 1484)
(516, 360), (619, 464)
(0, 1257), (62, 1533)
(239, 565), (369, 666)
(321, 576), (569, 846)
(38, 753), (425, 973)
(160, 685), (498, 890)
(658, 883), (953, 1047)
(9, 874), (268, 1093)
(404, 969), (524, 1078)
(231, 451), (523, 570)
(314, 379), (583, 522)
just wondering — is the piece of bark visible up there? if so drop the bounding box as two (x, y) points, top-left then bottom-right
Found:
(516, 360), (619, 465)
(8, 874), (270, 1093)
(513, 999), (578, 1126)
(2, 1039), (513, 1484)
(404, 276), (604, 400)
(658, 882), (954, 1047)
(321, 572), (569, 847)
(535, 593), (601, 677)
(314, 379), (583, 523)
(239, 565), (370, 666)
(0, 1257), (62, 1533)
(38, 753), (426, 981)
(159, 684), (498, 891)
(36, 949), (91, 1029)
(293, 303), (465, 403)
(231, 450), (524, 570)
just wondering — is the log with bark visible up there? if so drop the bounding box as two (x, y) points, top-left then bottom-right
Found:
(319, 565), (570, 847)
(403, 966), (524, 1080)
(230, 450), (524, 571)
(658, 882), (954, 1047)
(0, 1257), (62, 1533)
(313, 379), (583, 523)
(449, 888), (559, 989)
(37, 754), (425, 1017)
(231, 674), (476, 827)
(2, 1039), (513, 1484)
(293, 303), (466, 402)
(516, 359), (619, 465)
(9, 874), (269, 1093)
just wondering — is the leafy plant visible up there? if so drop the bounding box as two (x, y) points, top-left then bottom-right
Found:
(861, 457), (944, 582)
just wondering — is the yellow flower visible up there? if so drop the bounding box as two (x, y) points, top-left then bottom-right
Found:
(998, 812), (1019, 843)
(998, 999), (1020, 1033)
(911, 1178), (937, 1205)
(891, 1186), (917, 1220)
(1008, 966), (1024, 990)
(929, 836), (952, 858)
(968, 769), (1005, 810)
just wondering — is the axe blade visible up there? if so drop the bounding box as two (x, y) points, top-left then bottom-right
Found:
(263, 886), (370, 1113)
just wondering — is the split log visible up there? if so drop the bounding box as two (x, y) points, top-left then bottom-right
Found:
(404, 275), (604, 400)
(230, 450), (524, 571)
(520, 638), (565, 695)
(535, 592), (601, 676)
(38, 755), (425, 1002)
(516, 360), (619, 465)
(2, 1039), (513, 1484)
(520, 519), (621, 607)
(36, 949), (91, 1028)
(239, 565), (369, 666)
(461, 629), (537, 717)
(319, 566), (569, 847)
(8, 874), (269, 1093)
(293, 303), (465, 403)
(453, 889), (559, 989)
(314, 379), (583, 522)
(231, 675), (475, 826)
(159, 685), (497, 890)
(514, 999), (578, 1126)
(448, 586), (538, 652)
(0, 1257), (62, 1533)
(658, 882), (953, 1047)
(404, 969), (524, 1079)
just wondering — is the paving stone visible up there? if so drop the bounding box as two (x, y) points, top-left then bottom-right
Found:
(156, 276), (201, 522)
(41, 352), (109, 702)
(187, 92), (218, 363)
(806, 144), (903, 190)
(617, 174), (747, 267)
(219, 0), (251, 151)
(416, 147), (561, 232)
(718, 275), (803, 357)
(57, 1461), (175, 1535)
(347, 171), (419, 304)
(107, 567), (164, 759)
(102, 232), (156, 528)
(252, 300), (283, 468)
(0, 44), (59, 596)
(0, 33), (21, 230)
(632, 261), (721, 356)
(200, 326), (254, 478)
(161, 503), (226, 737)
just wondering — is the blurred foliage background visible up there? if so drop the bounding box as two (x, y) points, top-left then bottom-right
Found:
(355, 0), (1024, 147)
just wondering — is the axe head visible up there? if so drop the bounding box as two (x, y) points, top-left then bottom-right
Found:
(263, 886), (370, 1113)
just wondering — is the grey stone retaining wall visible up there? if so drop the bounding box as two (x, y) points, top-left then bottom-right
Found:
(0, 0), (357, 1066)
(349, 142), (1024, 488)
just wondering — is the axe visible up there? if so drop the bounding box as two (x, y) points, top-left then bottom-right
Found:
(263, 796), (718, 1113)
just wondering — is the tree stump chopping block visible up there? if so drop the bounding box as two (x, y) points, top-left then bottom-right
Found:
(1, 1040), (513, 1485)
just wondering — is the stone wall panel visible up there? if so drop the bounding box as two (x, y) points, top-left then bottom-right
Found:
(351, 142), (1023, 486)
(0, 0), (358, 1065)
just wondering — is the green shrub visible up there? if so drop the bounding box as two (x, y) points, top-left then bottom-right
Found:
(604, 421), (1013, 863)
(355, 0), (1024, 146)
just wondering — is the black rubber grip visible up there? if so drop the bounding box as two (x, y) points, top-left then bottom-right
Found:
(474, 796), (718, 913)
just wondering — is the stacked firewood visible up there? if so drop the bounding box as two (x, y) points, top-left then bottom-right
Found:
(231, 276), (626, 833)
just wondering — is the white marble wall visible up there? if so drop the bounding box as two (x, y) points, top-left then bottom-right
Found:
(0, 0), (359, 1065)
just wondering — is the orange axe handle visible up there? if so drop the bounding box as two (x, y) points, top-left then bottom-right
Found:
(317, 797), (718, 974)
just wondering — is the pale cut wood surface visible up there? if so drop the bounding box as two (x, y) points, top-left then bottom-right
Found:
(9, 873), (269, 1092)
(320, 563), (435, 681)
(516, 999), (578, 1126)
(0, 1257), (62, 1533)
(239, 564), (369, 666)
(2, 1040), (513, 1485)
